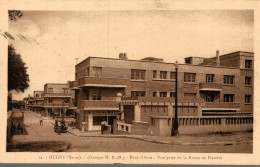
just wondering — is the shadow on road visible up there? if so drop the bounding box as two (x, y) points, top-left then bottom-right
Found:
(7, 141), (70, 152)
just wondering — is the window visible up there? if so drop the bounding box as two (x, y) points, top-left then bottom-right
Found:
(131, 91), (146, 97)
(35, 94), (39, 97)
(224, 75), (234, 85)
(206, 74), (214, 83)
(151, 118), (155, 125)
(93, 67), (102, 77)
(245, 95), (252, 104)
(92, 90), (102, 100)
(75, 73), (78, 80)
(245, 77), (251, 86)
(153, 70), (157, 78)
(63, 88), (69, 93)
(170, 92), (175, 97)
(160, 71), (167, 79)
(62, 98), (70, 103)
(206, 94), (214, 102)
(48, 88), (53, 93)
(184, 73), (196, 83)
(86, 67), (90, 76)
(153, 92), (157, 97)
(160, 92), (167, 97)
(131, 69), (146, 80)
(47, 98), (53, 103)
(185, 58), (191, 64)
(184, 93), (196, 98)
(224, 94), (234, 102)
(245, 60), (252, 69)
(170, 72), (176, 80)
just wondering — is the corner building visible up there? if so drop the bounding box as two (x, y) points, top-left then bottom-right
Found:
(70, 51), (253, 135)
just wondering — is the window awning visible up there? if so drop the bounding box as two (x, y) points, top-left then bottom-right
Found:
(199, 88), (222, 91)
(79, 84), (127, 88)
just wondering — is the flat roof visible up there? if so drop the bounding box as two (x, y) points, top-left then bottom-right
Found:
(44, 83), (68, 86)
(76, 50), (254, 70)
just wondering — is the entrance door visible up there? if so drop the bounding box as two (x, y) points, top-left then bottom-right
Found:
(108, 116), (117, 134)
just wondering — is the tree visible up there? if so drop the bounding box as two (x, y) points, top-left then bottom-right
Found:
(8, 45), (30, 92)
(8, 10), (23, 21)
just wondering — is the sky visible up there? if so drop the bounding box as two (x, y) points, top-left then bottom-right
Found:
(8, 10), (254, 100)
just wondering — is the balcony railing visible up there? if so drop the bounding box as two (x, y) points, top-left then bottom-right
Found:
(69, 81), (79, 89)
(202, 102), (240, 110)
(79, 100), (118, 109)
(43, 103), (70, 107)
(43, 93), (72, 97)
(77, 76), (128, 88)
(32, 102), (44, 107)
(122, 96), (200, 103)
(199, 82), (222, 91)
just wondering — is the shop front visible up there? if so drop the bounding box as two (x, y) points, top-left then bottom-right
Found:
(80, 110), (119, 132)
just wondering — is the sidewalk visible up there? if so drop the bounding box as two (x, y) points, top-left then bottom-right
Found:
(26, 110), (253, 146)
(67, 126), (253, 146)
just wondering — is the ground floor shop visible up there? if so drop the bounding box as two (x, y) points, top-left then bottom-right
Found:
(76, 110), (119, 132)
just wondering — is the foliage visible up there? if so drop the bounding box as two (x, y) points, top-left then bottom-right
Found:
(8, 10), (23, 21)
(8, 45), (30, 93)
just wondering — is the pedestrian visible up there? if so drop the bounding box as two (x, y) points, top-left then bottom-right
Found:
(39, 115), (43, 126)
(57, 121), (61, 135)
(20, 126), (24, 134)
(101, 119), (107, 134)
(74, 118), (76, 126)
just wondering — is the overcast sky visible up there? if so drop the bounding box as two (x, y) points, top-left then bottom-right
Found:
(8, 10), (253, 100)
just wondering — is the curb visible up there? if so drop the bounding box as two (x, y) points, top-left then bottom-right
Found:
(66, 130), (175, 145)
(66, 129), (252, 146)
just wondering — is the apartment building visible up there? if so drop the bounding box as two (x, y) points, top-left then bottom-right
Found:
(31, 91), (44, 112)
(43, 83), (75, 118)
(70, 51), (253, 135)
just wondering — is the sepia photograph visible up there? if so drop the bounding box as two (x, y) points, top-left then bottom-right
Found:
(0, 0), (259, 165)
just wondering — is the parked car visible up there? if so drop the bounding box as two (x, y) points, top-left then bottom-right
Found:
(54, 120), (68, 133)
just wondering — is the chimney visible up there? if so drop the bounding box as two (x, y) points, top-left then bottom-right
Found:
(216, 50), (220, 66)
(119, 53), (128, 60)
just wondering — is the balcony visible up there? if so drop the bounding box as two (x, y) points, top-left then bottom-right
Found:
(202, 102), (240, 110)
(199, 82), (222, 91)
(32, 102), (44, 107)
(79, 100), (119, 111)
(43, 93), (72, 97)
(69, 81), (79, 90)
(77, 77), (128, 88)
(33, 97), (44, 100)
(43, 102), (70, 108)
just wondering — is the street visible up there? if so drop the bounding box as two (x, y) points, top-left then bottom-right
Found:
(7, 110), (253, 153)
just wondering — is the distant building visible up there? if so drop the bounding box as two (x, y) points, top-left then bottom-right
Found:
(43, 83), (74, 118)
(30, 91), (44, 112)
(70, 51), (253, 135)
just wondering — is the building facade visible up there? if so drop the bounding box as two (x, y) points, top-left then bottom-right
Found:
(70, 51), (253, 135)
(43, 83), (75, 118)
(31, 91), (44, 112)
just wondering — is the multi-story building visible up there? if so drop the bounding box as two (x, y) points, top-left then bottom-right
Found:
(27, 95), (34, 110)
(70, 51), (253, 135)
(43, 83), (75, 118)
(31, 91), (44, 113)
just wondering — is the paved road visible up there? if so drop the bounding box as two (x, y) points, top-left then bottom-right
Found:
(10, 110), (253, 153)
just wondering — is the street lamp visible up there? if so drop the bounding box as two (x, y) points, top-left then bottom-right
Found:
(171, 61), (179, 136)
(116, 93), (123, 120)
